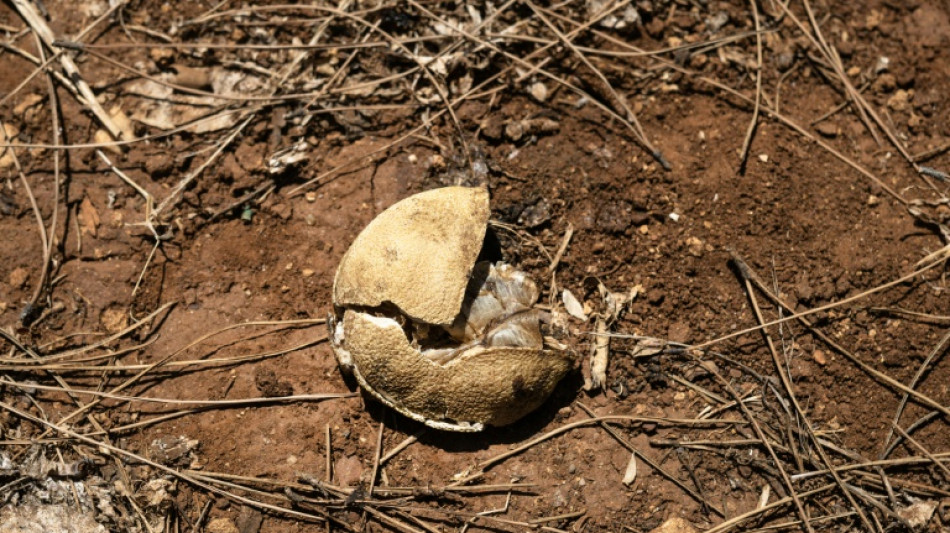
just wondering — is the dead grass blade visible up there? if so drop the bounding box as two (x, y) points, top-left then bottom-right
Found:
(727, 253), (950, 418)
(524, 0), (665, 168)
(738, 262), (875, 532)
(452, 415), (744, 485)
(575, 402), (725, 517)
(695, 254), (942, 354)
(879, 329), (950, 457)
(1, 379), (354, 407)
(737, 0), (763, 173)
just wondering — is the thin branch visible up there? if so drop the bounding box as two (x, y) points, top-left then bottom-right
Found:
(10, 0), (126, 139)
(738, 0), (763, 172)
(879, 329), (950, 458)
(889, 422), (950, 480)
(728, 253), (950, 418)
(738, 268), (873, 532)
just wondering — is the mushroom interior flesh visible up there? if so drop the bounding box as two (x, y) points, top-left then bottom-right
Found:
(422, 261), (543, 364)
(332, 261), (544, 368)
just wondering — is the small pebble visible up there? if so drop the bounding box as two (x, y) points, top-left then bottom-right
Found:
(812, 349), (828, 365)
(685, 236), (704, 257)
(8, 267), (28, 288)
(867, 195), (880, 206)
(874, 56), (889, 74)
(815, 123), (838, 137)
(302, 269), (315, 278)
(528, 81), (548, 102)
(887, 90), (911, 111)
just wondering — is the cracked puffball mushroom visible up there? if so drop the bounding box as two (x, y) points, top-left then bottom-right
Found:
(329, 186), (574, 432)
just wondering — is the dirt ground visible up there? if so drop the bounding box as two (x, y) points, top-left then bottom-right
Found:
(1, 0), (949, 532)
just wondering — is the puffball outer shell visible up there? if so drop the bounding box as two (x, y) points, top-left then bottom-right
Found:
(343, 310), (573, 431)
(333, 186), (490, 326)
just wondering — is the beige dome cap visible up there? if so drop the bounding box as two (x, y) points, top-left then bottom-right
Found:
(342, 310), (573, 431)
(333, 186), (490, 325)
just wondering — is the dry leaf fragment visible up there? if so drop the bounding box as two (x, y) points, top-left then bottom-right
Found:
(718, 47), (756, 69)
(268, 141), (309, 174)
(587, 0), (640, 29)
(0, 122), (20, 170)
(562, 288), (588, 321)
(504, 118), (559, 141)
(78, 196), (100, 237)
(94, 129), (121, 154)
(0, 503), (108, 533)
(126, 76), (240, 133)
(585, 316), (609, 391)
(649, 517), (698, 533)
(108, 105), (135, 141)
(584, 283), (640, 391)
(600, 282), (639, 322)
(757, 485), (770, 508)
(621, 452), (638, 486)
(896, 501), (937, 528)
